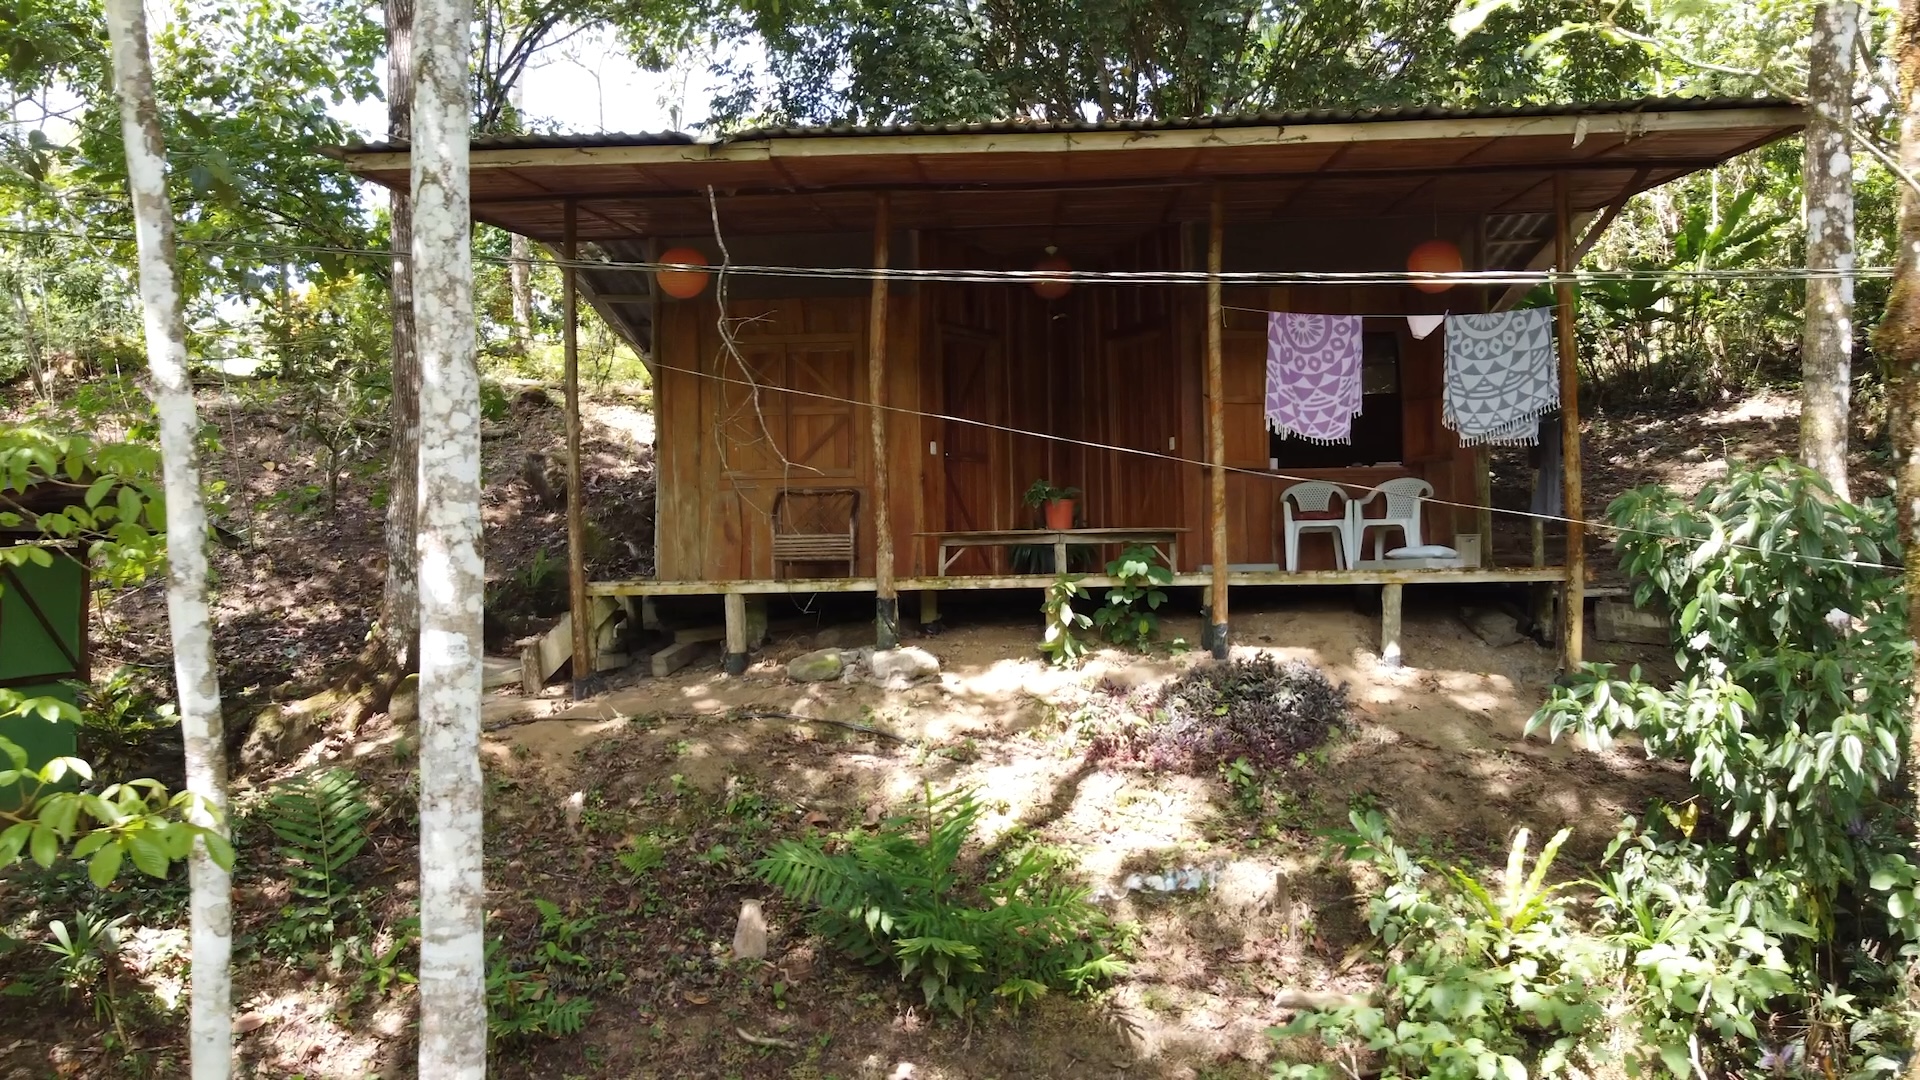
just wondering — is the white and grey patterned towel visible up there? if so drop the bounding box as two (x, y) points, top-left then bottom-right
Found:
(1442, 308), (1560, 446)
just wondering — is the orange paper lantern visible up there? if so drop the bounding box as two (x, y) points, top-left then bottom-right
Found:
(1407, 239), (1463, 294)
(1032, 253), (1073, 300)
(656, 246), (710, 299)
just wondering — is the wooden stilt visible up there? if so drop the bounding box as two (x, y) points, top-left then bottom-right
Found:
(919, 589), (940, 629)
(723, 591), (748, 675)
(1553, 174), (1585, 670)
(1205, 188), (1229, 659)
(562, 201), (592, 694)
(1380, 583), (1403, 667)
(869, 194), (898, 649)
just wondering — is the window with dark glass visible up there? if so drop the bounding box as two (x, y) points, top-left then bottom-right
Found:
(1269, 329), (1403, 468)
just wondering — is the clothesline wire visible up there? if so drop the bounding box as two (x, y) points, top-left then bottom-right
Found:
(633, 349), (1905, 576)
(0, 225), (1897, 286)
(3, 223), (1901, 574)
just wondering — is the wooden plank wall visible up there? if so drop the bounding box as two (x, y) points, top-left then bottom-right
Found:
(651, 221), (1484, 583)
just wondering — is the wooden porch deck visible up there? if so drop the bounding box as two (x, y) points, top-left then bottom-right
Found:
(589, 566), (1570, 671)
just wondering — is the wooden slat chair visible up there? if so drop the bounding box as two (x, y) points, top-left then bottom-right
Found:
(772, 488), (860, 578)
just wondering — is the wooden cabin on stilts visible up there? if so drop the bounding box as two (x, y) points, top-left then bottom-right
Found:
(330, 98), (1802, 684)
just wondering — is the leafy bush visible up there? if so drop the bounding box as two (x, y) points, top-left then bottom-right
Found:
(485, 898), (607, 1043)
(1532, 461), (1912, 942)
(1092, 544), (1171, 649)
(1090, 656), (1347, 774)
(1273, 811), (1812, 1080)
(1039, 574), (1094, 666)
(754, 785), (1124, 1018)
(1275, 812), (1610, 1080)
(259, 767), (372, 959)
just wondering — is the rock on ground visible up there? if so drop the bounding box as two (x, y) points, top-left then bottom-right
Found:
(787, 648), (845, 682)
(1460, 608), (1524, 648)
(732, 899), (768, 961)
(868, 646), (940, 689)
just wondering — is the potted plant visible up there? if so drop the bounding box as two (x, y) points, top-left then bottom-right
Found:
(1023, 480), (1081, 531)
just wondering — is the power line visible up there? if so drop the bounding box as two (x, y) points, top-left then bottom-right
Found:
(634, 347), (1906, 576)
(0, 225), (1896, 286)
(1, 225), (1902, 575)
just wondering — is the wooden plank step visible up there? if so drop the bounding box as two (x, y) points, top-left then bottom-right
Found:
(650, 640), (708, 677)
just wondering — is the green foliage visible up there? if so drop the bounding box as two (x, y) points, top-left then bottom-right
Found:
(486, 900), (601, 1045)
(1531, 461), (1911, 939)
(709, 0), (1650, 128)
(1274, 811), (1609, 1080)
(1021, 479), (1080, 508)
(258, 767), (372, 958)
(616, 833), (666, 882)
(1275, 811), (1812, 1078)
(1092, 544), (1171, 649)
(1038, 574), (1094, 666)
(754, 785), (1124, 1018)
(480, 378), (513, 422)
(0, 691), (226, 887)
(41, 910), (134, 1036)
(0, 425), (166, 589)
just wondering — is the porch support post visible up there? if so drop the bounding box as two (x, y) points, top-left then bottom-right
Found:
(1552, 173), (1584, 669)
(869, 193), (899, 648)
(1205, 187), (1230, 658)
(562, 200), (593, 694)
(1380, 582), (1403, 667)
(723, 591), (747, 675)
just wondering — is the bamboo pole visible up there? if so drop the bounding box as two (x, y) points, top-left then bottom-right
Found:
(562, 201), (592, 692)
(1553, 174), (1584, 669)
(869, 193), (898, 648)
(1206, 188), (1229, 658)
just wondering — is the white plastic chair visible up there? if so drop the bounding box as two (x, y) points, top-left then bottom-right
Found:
(1280, 481), (1352, 571)
(1349, 477), (1433, 564)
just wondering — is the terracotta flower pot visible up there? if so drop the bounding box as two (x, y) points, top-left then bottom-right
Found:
(1044, 498), (1076, 531)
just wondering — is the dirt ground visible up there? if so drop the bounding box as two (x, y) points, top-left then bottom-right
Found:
(151, 589), (1679, 1080)
(1, 381), (1787, 1080)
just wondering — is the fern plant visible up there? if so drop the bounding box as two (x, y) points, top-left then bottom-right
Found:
(260, 767), (372, 958)
(755, 785), (1124, 1018)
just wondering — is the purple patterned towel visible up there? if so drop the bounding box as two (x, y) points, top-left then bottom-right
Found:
(1266, 313), (1364, 444)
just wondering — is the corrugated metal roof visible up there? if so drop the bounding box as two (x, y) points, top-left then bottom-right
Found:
(333, 95), (1796, 156)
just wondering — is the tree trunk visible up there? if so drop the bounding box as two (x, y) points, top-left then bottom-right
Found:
(510, 231), (532, 355)
(1801, 1), (1860, 501)
(411, 0), (485, 1068)
(384, 0), (420, 674)
(1879, 0), (1920, 1070)
(507, 80), (533, 355)
(102, 2), (231, 1076)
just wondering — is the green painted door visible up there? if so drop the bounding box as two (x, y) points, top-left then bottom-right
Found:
(0, 557), (87, 804)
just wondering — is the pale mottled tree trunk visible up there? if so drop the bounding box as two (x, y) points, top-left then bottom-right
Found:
(507, 81), (533, 355)
(1881, 0), (1920, 1070)
(384, 0), (420, 673)
(411, 0), (485, 1069)
(510, 232), (532, 355)
(102, 1), (231, 1076)
(1802, 1), (1860, 501)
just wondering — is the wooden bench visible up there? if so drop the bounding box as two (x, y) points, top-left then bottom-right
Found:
(920, 527), (1184, 577)
(773, 488), (859, 578)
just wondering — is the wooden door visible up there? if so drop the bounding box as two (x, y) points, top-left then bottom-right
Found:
(1106, 330), (1180, 531)
(938, 325), (1003, 573)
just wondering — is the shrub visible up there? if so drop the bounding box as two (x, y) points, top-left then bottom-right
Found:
(1039, 574), (1094, 666)
(258, 767), (372, 959)
(1092, 544), (1172, 649)
(1531, 461), (1913, 943)
(1090, 655), (1347, 774)
(754, 785), (1124, 1018)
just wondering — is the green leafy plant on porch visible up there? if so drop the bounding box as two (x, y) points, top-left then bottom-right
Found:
(1039, 574), (1094, 666)
(1093, 544), (1171, 649)
(1020, 479), (1080, 508)
(753, 784), (1124, 1018)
